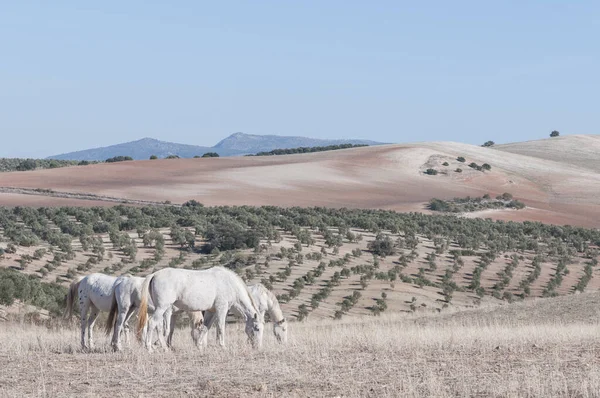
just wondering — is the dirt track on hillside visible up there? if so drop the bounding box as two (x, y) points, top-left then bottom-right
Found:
(1, 136), (599, 227)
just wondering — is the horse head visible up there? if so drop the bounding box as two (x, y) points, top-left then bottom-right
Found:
(245, 312), (264, 349)
(273, 318), (288, 344)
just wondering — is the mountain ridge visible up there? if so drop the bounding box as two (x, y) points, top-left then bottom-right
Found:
(48, 133), (385, 161)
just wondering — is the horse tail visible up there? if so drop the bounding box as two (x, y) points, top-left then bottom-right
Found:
(105, 293), (118, 336)
(136, 273), (154, 339)
(64, 276), (83, 319)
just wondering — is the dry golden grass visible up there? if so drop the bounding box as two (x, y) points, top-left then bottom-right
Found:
(2, 294), (600, 397)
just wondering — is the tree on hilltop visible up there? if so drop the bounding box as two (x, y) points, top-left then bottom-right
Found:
(550, 130), (560, 137)
(105, 156), (133, 163)
(201, 152), (220, 158)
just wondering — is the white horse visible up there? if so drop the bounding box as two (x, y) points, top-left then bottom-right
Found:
(248, 283), (288, 343)
(104, 274), (199, 351)
(104, 274), (149, 351)
(198, 283), (288, 347)
(136, 267), (264, 351)
(65, 273), (172, 351)
(65, 273), (118, 350)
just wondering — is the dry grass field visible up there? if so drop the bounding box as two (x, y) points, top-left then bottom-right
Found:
(1, 135), (599, 227)
(1, 293), (600, 397)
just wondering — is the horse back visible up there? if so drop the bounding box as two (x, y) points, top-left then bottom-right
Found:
(82, 273), (117, 312)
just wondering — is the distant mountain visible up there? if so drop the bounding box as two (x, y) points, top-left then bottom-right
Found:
(48, 133), (386, 161)
(48, 138), (214, 161)
(213, 132), (384, 154)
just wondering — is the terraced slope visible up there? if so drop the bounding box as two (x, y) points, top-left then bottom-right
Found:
(1, 205), (598, 321)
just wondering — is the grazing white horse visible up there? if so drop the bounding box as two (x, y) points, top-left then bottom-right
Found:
(65, 273), (172, 351)
(105, 274), (197, 351)
(199, 283), (288, 346)
(248, 283), (288, 343)
(104, 274), (150, 351)
(136, 267), (264, 351)
(65, 273), (118, 350)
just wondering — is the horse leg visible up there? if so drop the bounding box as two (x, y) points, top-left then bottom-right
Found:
(79, 299), (90, 350)
(86, 304), (100, 351)
(167, 310), (179, 349)
(122, 306), (136, 347)
(146, 307), (167, 352)
(214, 305), (228, 348)
(113, 305), (133, 352)
(160, 308), (172, 352)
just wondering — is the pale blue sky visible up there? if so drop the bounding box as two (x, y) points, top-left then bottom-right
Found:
(1, 1), (598, 157)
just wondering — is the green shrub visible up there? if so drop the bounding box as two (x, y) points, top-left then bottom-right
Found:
(367, 234), (396, 257)
(0, 268), (67, 315)
(105, 156), (133, 163)
(253, 144), (368, 157)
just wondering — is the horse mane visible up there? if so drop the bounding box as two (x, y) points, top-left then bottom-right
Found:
(214, 266), (262, 318)
(263, 285), (285, 323)
(244, 284), (261, 315)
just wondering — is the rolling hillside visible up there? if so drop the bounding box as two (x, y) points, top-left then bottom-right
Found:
(495, 134), (600, 172)
(2, 135), (599, 227)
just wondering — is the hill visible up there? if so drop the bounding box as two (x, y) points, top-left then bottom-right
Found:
(48, 138), (214, 161)
(48, 133), (384, 161)
(3, 135), (600, 227)
(213, 132), (382, 154)
(495, 134), (600, 173)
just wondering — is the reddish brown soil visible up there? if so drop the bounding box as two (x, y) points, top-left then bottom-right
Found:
(1, 136), (599, 227)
